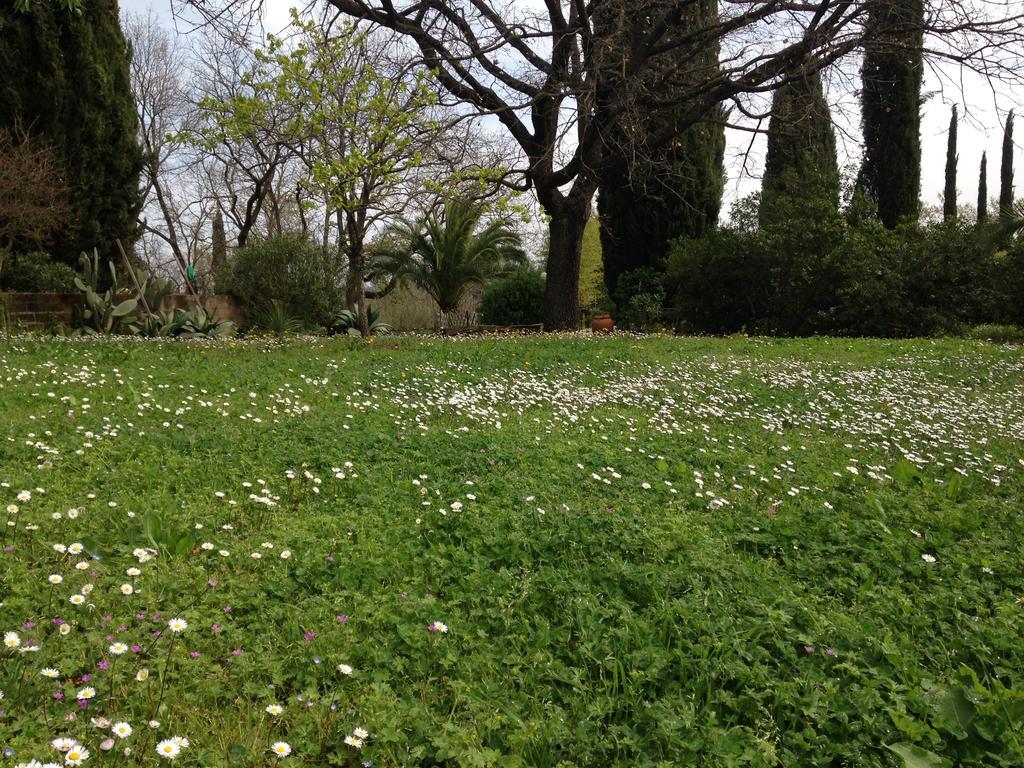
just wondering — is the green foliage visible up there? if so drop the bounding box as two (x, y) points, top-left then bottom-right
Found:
(0, 250), (76, 292)
(72, 249), (139, 335)
(578, 219), (608, 310)
(0, 0), (143, 265)
(668, 193), (1020, 336)
(218, 234), (344, 328)
(614, 267), (666, 331)
(379, 198), (526, 320)
(135, 304), (236, 340)
(329, 305), (392, 337)
(479, 268), (545, 325)
(253, 298), (304, 337)
(761, 73), (839, 221)
(859, 0), (924, 228)
(977, 153), (989, 223)
(999, 110), (1015, 221)
(943, 105), (958, 220)
(596, 0), (725, 299)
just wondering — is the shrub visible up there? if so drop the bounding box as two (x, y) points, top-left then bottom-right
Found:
(217, 234), (344, 328)
(613, 267), (666, 331)
(0, 251), (77, 292)
(667, 191), (1022, 337)
(479, 268), (545, 325)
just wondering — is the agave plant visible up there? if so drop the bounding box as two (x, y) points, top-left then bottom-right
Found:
(377, 199), (526, 328)
(330, 305), (391, 337)
(178, 305), (236, 339)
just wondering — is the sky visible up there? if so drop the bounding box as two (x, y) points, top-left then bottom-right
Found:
(123, 0), (1022, 220)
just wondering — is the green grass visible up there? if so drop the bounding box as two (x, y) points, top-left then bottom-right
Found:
(1, 335), (1022, 767)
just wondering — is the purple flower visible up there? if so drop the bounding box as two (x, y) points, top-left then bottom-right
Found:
(3, 546), (13, 553)
(232, 648), (243, 656)
(208, 578), (218, 587)
(135, 613), (146, 621)
(97, 660), (109, 671)
(223, 606), (232, 613)
(327, 554), (335, 562)
(102, 615), (113, 623)
(304, 631), (316, 641)
(81, 674), (91, 682)
(23, 621), (36, 630)
(337, 614), (349, 623)
(189, 651), (200, 658)
(803, 645), (815, 654)
(825, 648), (837, 657)
(131, 644), (141, 653)
(78, 700), (89, 710)
(53, 692), (64, 700)
(52, 617), (65, 625)
(211, 624), (222, 633)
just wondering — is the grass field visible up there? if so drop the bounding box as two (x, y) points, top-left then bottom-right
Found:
(1, 335), (1022, 767)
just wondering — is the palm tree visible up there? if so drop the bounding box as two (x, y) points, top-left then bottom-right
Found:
(377, 198), (527, 328)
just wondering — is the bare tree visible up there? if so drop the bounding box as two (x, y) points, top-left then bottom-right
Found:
(181, 0), (1024, 329)
(125, 10), (200, 289)
(0, 127), (70, 277)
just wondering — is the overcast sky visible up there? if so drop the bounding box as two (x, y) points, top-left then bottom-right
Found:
(124, 0), (1022, 219)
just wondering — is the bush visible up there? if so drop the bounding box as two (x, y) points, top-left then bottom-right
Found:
(613, 267), (666, 331)
(667, 191), (1022, 338)
(0, 251), (77, 292)
(479, 268), (545, 325)
(217, 234), (344, 328)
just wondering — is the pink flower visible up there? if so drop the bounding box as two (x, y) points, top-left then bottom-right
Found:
(336, 614), (348, 623)
(803, 645), (815, 654)
(304, 631), (316, 641)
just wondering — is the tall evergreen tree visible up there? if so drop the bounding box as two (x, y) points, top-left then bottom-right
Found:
(760, 72), (839, 222)
(943, 105), (958, 220)
(211, 208), (227, 291)
(0, 0), (142, 267)
(978, 152), (988, 222)
(858, 0), (924, 228)
(999, 110), (1015, 221)
(596, 0), (725, 300)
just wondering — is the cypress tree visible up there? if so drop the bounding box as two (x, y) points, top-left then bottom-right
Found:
(999, 110), (1015, 221)
(211, 208), (227, 292)
(943, 105), (958, 220)
(858, 0), (924, 228)
(0, 0), (142, 267)
(596, 0), (725, 300)
(978, 152), (988, 223)
(760, 72), (839, 223)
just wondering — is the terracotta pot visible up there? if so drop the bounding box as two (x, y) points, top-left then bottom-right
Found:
(591, 313), (614, 333)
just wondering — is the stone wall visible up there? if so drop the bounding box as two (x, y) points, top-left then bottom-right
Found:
(1, 292), (243, 331)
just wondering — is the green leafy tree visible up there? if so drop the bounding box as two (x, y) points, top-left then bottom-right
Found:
(379, 198), (526, 328)
(760, 73), (839, 223)
(596, 0), (725, 301)
(944, 105), (958, 220)
(0, 0), (143, 266)
(202, 13), (440, 336)
(858, 0), (924, 228)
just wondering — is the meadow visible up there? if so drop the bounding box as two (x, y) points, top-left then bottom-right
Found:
(1, 334), (1022, 768)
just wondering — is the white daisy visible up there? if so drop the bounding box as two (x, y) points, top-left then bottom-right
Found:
(112, 722), (133, 738)
(155, 740), (180, 759)
(270, 742), (291, 757)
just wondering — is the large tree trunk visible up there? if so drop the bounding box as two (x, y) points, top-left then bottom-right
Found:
(542, 190), (592, 331)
